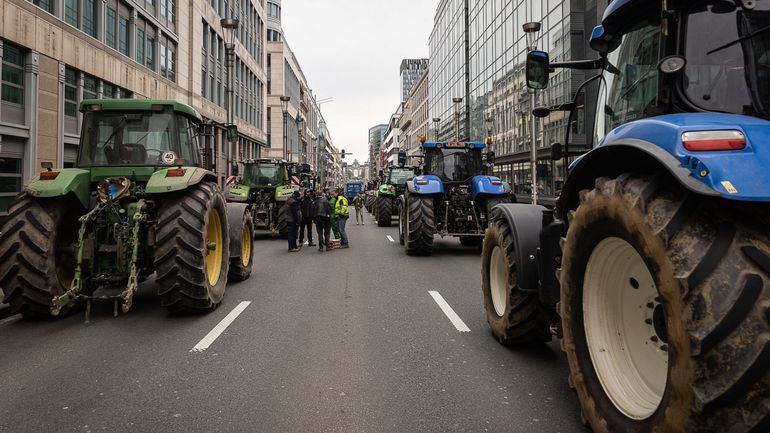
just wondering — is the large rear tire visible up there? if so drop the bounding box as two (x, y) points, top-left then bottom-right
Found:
(155, 181), (230, 313)
(481, 216), (552, 344)
(275, 202), (288, 239)
(0, 195), (82, 318)
(404, 193), (435, 256)
(560, 174), (770, 433)
(376, 196), (393, 227)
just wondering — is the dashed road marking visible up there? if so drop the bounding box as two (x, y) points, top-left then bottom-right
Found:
(387, 235), (395, 243)
(190, 301), (251, 353)
(428, 291), (471, 333)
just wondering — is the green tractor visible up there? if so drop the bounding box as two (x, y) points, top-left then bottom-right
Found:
(0, 99), (254, 319)
(374, 165), (417, 227)
(227, 159), (301, 238)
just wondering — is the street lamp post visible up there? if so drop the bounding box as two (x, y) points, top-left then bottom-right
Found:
(280, 96), (291, 161)
(523, 21), (541, 205)
(221, 17), (239, 188)
(432, 117), (441, 141)
(452, 97), (463, 142)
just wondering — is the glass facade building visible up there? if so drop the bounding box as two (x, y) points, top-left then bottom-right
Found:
(430, 0), (603, 203)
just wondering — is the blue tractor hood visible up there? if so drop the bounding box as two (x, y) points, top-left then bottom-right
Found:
(596, 113), (770, 201)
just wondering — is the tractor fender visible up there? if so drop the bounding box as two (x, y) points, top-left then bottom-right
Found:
(407, 175), (444, 195)
(226, 203), (249, 260)
(471, 175), (510, 201)
(24, 168), (91, 209)
(557, 139), (721, 218)
(493, 204), (548, 292)
(145, 167), (217, 194)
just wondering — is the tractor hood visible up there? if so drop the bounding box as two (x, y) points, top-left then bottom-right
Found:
(25, 168), (91, 208)
(597, 113), (770, 201)
(471, 176), (510, 200)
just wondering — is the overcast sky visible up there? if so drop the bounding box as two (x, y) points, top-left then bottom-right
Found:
(282, 0), (441, 164)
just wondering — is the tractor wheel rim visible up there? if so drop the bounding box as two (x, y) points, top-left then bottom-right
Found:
(205, 209), (223, 285)
(583, 237), (668, 420)
(490, 246), (508, 317)
(241, 223), (251, 267)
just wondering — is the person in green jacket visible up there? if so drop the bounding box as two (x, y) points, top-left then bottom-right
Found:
(328, 190), (341, 240)
(333, 189), (350, 248)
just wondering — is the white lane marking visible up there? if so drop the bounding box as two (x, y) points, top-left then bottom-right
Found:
(190, 301), (251, 353)
(386, 235), (395, 243)
(428, 291), (471, 333)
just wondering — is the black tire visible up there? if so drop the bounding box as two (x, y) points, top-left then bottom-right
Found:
(228, 210), (253, 282)
(376, 196), (393, 227)
(398, 199), (406, 245)
(275, 202), (289, 239)
(0, 195), (82, 318)
(404, 193), (435, 256)
(481, 216), (552, 344)
(559, 174), (770, 433)
(155, 181), (230, 313)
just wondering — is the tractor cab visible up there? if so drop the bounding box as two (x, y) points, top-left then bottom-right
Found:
(421, 141), (485, 185)
(242, 159), (289, 188)
(78, 100), (203, 172)
(384, 166), (417, 195)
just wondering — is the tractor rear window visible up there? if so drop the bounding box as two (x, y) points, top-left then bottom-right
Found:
(424, 148), (482, 183)
(78, 111), (198, 167)
(684, 1), (770, 120)
(389, 168), (415, 185)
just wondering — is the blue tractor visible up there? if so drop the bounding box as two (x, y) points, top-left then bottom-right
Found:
(481, 1), (770, 431)
(399, 138), (512, 254)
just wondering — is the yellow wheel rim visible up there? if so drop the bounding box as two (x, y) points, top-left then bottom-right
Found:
(241, 223), (252, 267)
(205, 208), (223, 285)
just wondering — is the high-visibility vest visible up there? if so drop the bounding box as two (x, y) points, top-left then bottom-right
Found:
(335, 196), (349, 216)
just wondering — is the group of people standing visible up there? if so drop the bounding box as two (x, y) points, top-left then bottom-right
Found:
(285, 189), (350, 252)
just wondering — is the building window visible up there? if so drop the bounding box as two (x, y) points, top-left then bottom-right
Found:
(136, 28), (145, 65)
(0, 157), (22, 216)
(33, 0), (55, 14)
(146, 32), (156, 70)
(2, 43), (24, 105)
(118, 15), (130, 56)
(159, 0), (175, 30)
(64, 67), (78, 117)
(65, 0), (79, 27)
(106, 7), (117, 49)
(103, 82), (116, 98)
(159, 36), (176, 82)
(83, 75), (97, 100)
(82, 0), (97, 37)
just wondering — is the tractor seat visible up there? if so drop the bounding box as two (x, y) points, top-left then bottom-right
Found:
(118, 144), (147, 164)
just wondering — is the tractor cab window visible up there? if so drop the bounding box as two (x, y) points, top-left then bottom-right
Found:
(596, 21), (661, 141)
(424, 148), (482, 183)
(244, 164), (284, 186)
(79, 111), (199, 167)
(388, 168), (415, 185)
(684, 1), (770, 120)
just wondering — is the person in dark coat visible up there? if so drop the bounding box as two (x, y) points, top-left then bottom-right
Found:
(286, 191), (301, 252)
(299, 190), (316, 247)
(313, 190), (333, 252)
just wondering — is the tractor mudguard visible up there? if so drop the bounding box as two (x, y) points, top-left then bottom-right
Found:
(226, 203), (249, 260)
(227, 185), (251, 203)
(471, 175), (510, 201)
(587, 114), (769, 201)
(407, 175), (444, 195)
(493, 204), (547, 292)
(145, 167), (217, 194)
(378, 184), (397, 197)
(24, 168), (91, 208)
(275, 185), (294, 202)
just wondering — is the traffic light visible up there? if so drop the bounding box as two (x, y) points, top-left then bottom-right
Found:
(341, 149), (346, 159)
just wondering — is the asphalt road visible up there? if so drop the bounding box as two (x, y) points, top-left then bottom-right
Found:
(0, 209), (586, 433)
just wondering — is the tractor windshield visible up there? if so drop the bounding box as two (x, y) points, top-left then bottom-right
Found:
(78, 111), (199, 167)
(388, 168), (415, 185)
(243, 164), (284, 186)
(424, 148), (482, 183)
(684, 1), (770, 120)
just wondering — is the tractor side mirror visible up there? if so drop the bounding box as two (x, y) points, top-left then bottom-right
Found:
(226, 125), (238, 143)
(397, 150), (407, 167)
(550, 142), (563, 161)
(486, 151), (496, 165)
(526, 51), (550, 90)
(300, 163), (311, 174)
(231, 164), (239, 177)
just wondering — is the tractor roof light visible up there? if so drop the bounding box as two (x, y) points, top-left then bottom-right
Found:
(682, 130), (746, 151)
(485, 137), (494, 145)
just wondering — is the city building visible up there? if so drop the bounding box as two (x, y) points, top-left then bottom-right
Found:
(367, 124), (387, 181)
(429, 0), (604, 203)
(0, 0), (270, 215)
(400, 58), (428, 102)
(382, 107), (401, 168)
(402, 68), (429, 157)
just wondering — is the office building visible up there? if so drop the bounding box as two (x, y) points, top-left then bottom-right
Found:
(400, 58), (428, 102)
